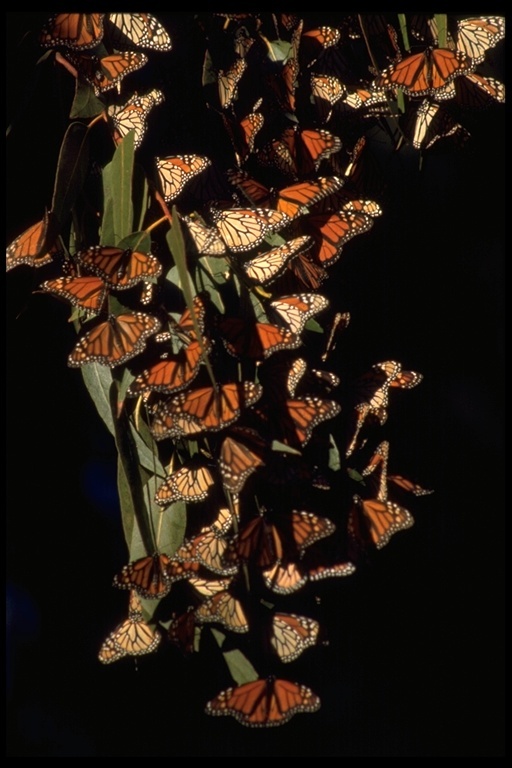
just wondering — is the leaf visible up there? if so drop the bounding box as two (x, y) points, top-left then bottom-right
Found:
(210, 629), (260, 685)
(133, 162), (150, 232)
(434, 14), (448, 48)
(328, 433), (341, 472)
(51, 122), (90, 226)
(127, 419), (166, 479)
(118, 230), (152, 254)
(69, 78), (104, 119)
(111, 132), (135, 244)
(80, 363), (115, 436)
(100, 162), (116, 246)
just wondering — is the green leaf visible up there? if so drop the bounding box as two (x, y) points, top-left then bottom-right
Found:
(100, 162), (115, 246)
(127, 418), (166, 479)
(133, 162), (150, 232)
(347, 467), (366, 485)
(110, 131), (135, 244)
(80, 363), (115, 436)
(51, 122), (90, 226)
(118, 231), (151, 254)
(397, 14), (411, 52)
(434, 14), (448, 48)
(210, 629), (260, 685)
(69, 78), (104, 119)
(265, 38), (291, 63)
(328, 433), (341, 472)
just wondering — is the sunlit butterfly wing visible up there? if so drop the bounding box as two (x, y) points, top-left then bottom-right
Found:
(64, 51), (148, 95)
(212, 207), (291, 253)
(150, 381), (263, 440)
(126, 339), (208, 396)
(40, 13), (105, 50)
(349, 494), (414, 549)
(39, 275), (108, 314)
(241, 235), (313, 285)
(154, 463), (215, 506)
(107, 88), (165, 148)
(195, 591), (249, 633)
(205, 677), (321, 727)
(189, 576), (232, 597)
(268, 293), (329, 335)
(302, 207), (374, 266)
(375, 47), (475, 98)
(181, 214), (227, 255)
(268, 396), (341, 447)
(218, 56), (248, 108)
(156, 155), (212, 202)
(455, 16), (505, 65)
(68, 311), (161, 368)
(112, 553), (172, 599)
(98, 591), (161, 663)
(6, 211), (57, 272)
(217, 317), (301, 360)
(310, 73), (347, 122)
(107, 13), (172, 51)
(271, 613), (320, 663)
(263, 560), (308, 595)
(404, 99), (470, 150)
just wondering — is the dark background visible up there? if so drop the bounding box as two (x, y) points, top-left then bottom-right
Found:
(6, 13), (505, 756)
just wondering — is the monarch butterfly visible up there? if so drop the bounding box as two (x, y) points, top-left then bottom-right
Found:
(259, 395), (341, 448)
(195, 590), (249, 633)
(353, 360), (423, 423)
(154, 463), (215, 507)
(40, 13), (105, 50)
(348, 441), (415, 549)
(266, 19), (302, 114)
(223, 110), (264, 165)
(218, 427), (267, 494)
(40, 275), (108, 314)
(126, 339), (209, 397)
(113, 552), (172, 599)
(173, 510), (238, 577)
(337, 85), (390, 115)
(262, 560), (308, 594)
(258, 127), (342, 178)
(437, 71), (505, 109)
(300, 26), (342, 69)
(68, 311), (161, 368)
(268, 293), (329, 335)
(302, 204), (379, 266)
(376, 46), (475, 98)
(107, 88), (165, 149)
(64, 51), (148, 95)
(98, 591), (161, 664)
(310, 73), (347, 122)
(181, 214), (227, 256)
(211, 207), (291, 253)
(156, 155), (212, 203)
(282, 249), (328, 291)
(205, 677), (321, 727)
(107, 13), (172, 51)
(405, 100), (469, 150)
(216, 317), (301, 360)
(217, 56), (248, 109)
(75, 245), (162, 289)
(168, 607), (197, 657)
(189, 576), (233, 598)
(307, 560), (357, 581)
(6, 211), (57, 272)
(150, 381), (263, 440)
(229, 171), (345, 221)
(271, 613), (320, 663)
(234, 509), (335, 567)
(241, 235), (313, 285)
(411, 15), (505, 66)
(388, 474), (434, 497)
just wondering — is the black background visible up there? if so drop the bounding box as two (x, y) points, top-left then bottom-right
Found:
(6, 13), (505, 756)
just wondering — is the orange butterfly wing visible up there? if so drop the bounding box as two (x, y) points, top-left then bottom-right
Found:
(205, 677), (321, 727)
(112, 553), (172, 599)
(68, 311), (161, 368)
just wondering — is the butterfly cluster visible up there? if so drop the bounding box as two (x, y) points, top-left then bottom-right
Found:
(7, 11), (500, 729)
